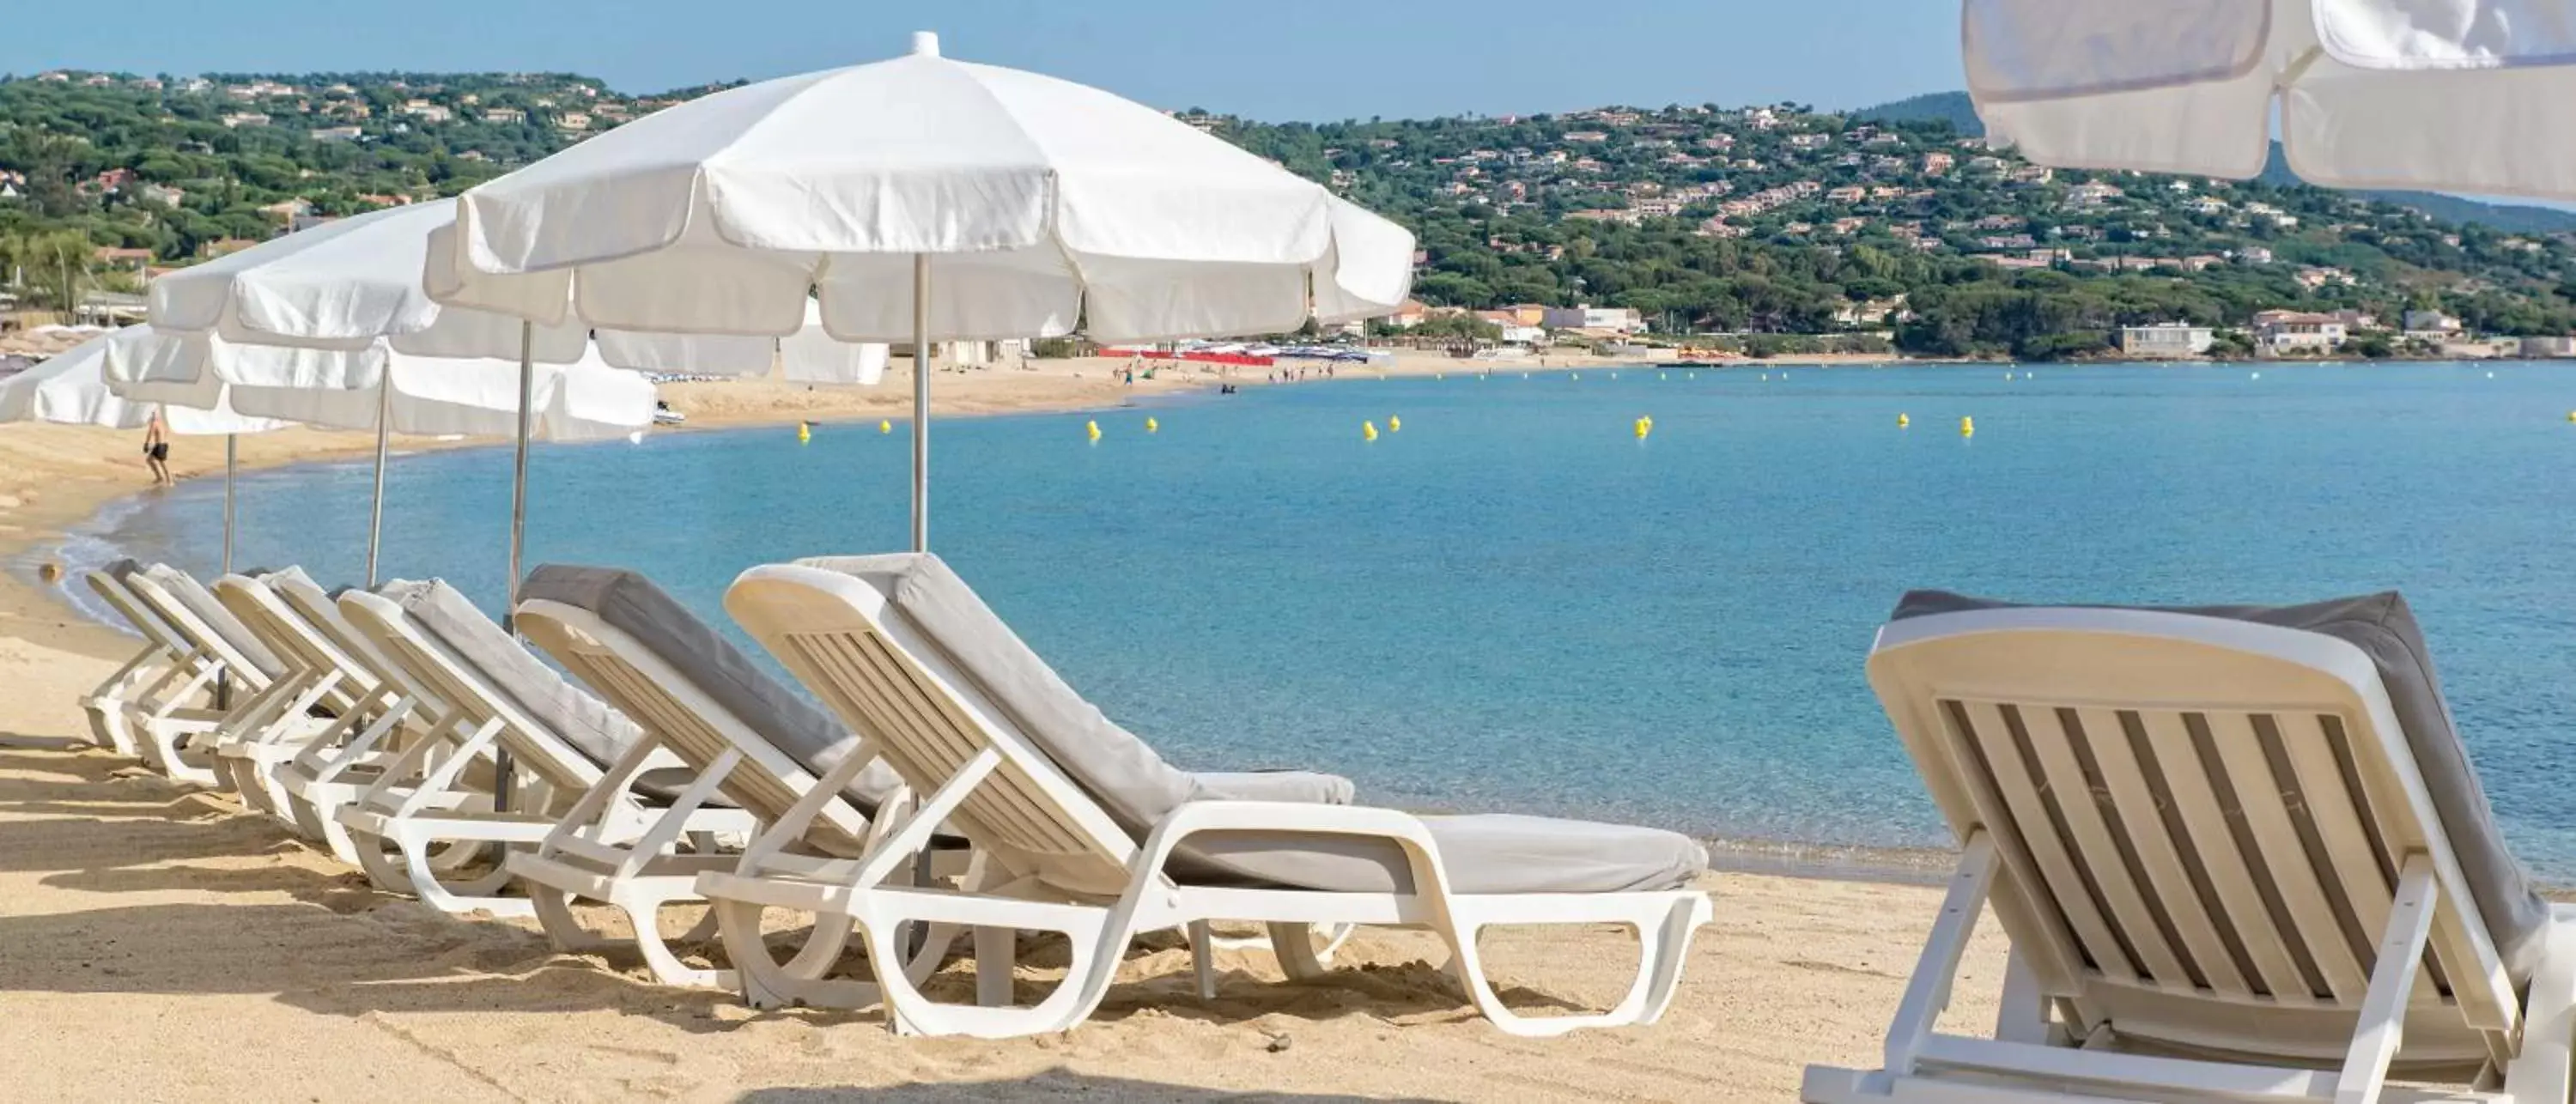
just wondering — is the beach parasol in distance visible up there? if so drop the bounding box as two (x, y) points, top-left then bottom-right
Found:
(136, 201), (882, 591)
(430, 29), (1418, 555)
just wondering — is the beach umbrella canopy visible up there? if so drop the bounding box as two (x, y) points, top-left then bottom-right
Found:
(104, 329), (657, 442)
(0, 326), (279, 434)
(149, 202), (885, 379)
(1965, 0), (2576, 198)
(429, 30), (1417, 549)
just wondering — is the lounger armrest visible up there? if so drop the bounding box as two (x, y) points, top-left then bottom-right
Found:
(1189, 770), (1357, 806)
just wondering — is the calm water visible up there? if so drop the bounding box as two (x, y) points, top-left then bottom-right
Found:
(55, 363), (2576, 877)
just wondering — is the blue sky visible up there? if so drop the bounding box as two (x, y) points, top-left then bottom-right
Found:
(1, 1), (1967, 120)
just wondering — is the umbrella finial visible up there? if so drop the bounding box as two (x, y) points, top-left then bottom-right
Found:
(912, 31), (940, 57)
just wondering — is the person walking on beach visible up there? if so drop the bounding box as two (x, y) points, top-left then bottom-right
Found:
(142, 410), (172, 486)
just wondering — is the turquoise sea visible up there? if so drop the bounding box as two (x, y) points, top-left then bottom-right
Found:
(50, 363), (2576, 877)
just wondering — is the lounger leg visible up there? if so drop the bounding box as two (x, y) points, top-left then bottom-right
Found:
(714, 898), (875, 1010)
(82, 648), (164, 755)
(1437, 893), (1709, 1038)
(1267, 922), (1336, 982)
(1188, 920), (1217, 1000)
(975, 925), (1018, 1008)
(2504, 915), (2576, 1103)
(396, 824), (532, 918)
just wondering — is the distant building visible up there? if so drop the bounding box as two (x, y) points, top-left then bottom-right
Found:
(1385, 299), (1431, 329)
(220, 112), (270, 129)
(2252, 311), (2348, 352)
(2121, 323), (2215, 358)
(1540, 304), (1644, 333)
(310, 125), (364, 143)
(483, 106), (526, 124)
(2403, 310), (2464, 337)
(2522, 336), (2576, 358)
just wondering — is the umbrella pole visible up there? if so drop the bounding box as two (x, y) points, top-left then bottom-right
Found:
(507, 318), (533, 628)
(365, 373), (390, 587)
(222, 434), (237, 575)
(218, 433), (237, 709)
(495, 318), (533, 812)
(912, 253), (930, 552)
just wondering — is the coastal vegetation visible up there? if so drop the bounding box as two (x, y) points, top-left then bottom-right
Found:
(3, 71), (2573, 357)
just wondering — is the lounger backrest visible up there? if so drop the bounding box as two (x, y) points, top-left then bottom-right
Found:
(1869, 601), (2524, 1065)
(86, 564), (191, 656)
(270, 574), (430, 716)
(339, 586), (607, 793)
(729, 562), (1141, 896)
(515, 588), (876, 856)
(214, 569), (379, 707)
(128, 565), (282, 685)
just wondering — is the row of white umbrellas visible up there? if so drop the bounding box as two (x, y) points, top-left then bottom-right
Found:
(5, 29), (1418, 623)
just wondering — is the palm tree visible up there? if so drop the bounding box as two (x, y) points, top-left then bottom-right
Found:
(15, 230), (94, 312)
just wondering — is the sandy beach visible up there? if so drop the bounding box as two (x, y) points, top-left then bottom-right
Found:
(0, 347), (1998, 1102)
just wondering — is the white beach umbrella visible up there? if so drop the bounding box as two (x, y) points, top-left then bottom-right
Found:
(1965, 0), (2576, 197)
(429, 29), (1417, 551)
(1, 325), (286, 575)
(105, 327), (657, 584)
(142, 199), (884, 596)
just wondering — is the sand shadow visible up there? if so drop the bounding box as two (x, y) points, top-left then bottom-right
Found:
(738, 1074), (1449, 1102)
(0, 732), (87, 752)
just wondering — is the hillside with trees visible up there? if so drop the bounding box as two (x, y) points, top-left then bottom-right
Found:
(3, 70), (2573, 358)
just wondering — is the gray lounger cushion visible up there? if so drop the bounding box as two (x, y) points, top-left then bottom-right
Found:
(519, 564), (908, 811)
(381, 578), (644, 775)
(1893, 589), (2551, 984)
(800, 553), (1707, 895)
(144, 563), (285, 677)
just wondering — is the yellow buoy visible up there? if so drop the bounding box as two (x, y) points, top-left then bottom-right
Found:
(1145, 416), (1159, 433)
(1959, 416), (1976, 437)
(1388, 415), (1401, 432)
(878, 420), (891, 434)
(1898, 413), (1911, 428)
(797, 422), (811, 443)
(1086, 420), (1102, 441)
(2566, 410), (2575, 422)
(1634, 416), (1652, 440)
(1363, 421), (1379, 441)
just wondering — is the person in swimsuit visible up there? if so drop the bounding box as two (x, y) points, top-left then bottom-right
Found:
(143, 410), (171, 486)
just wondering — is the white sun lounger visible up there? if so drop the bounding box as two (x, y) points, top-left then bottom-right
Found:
(263, 575), (457, 865)
(1802, 591), (2576, 1104)
(512, 563), (1345, 996)
(702, 554), (1711, 1039)
(335, 579), (756, 919)
(208, 568), (407, 825)
(510, 564), (957, 989)
(76, 561), (210, 757)
(118, 563), (289, 786)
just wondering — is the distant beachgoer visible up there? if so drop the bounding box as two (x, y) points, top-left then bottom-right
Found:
(143, 410), (171, 486)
